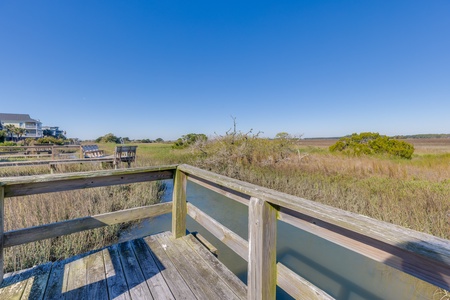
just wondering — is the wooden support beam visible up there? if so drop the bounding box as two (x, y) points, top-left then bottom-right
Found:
(172, 169), (187, 239)
(248, 197), (277, 300)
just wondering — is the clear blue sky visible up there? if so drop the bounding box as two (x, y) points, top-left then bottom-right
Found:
(1, 1), (449, 140)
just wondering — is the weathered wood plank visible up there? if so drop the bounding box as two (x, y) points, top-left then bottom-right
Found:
(65, 254), (88, 299)
(277, 263), (334, 299)
(187, 202), (249, 261)
(131, 239), (175, 300)
(117, 241), (153, 300)
(44, 260), (68, 300)
(172, 169), (187, 239)
(1, 165), (176, 197)
(4, 202), (172, 248)
(155, 232), (221, 299)
(248, 197), (277, 300)
(178, 164), (450, 290)
(192, 232), (218, 256)
(170, 234), (241, 300)
(0, 157), (115, 168)
(103, 244), (132, 300)
(278, 207), (450, 291)
(143, 235), (196, 299)
(184, 234), (247, 299)
(85, 249), (108, 300)
(0, 263), (51, 300)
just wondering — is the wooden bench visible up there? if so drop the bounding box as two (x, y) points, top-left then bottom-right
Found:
(81, 145), (105, 158)
(114, 145), (137, 168)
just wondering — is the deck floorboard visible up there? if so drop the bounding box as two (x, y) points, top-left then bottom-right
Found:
(0, 232), (247, 300)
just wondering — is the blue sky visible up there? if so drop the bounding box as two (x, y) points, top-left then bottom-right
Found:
(1, 1), (449, 140)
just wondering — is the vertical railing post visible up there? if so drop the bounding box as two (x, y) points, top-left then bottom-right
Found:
(0, 187), (4, 284)
(248, 197), (277, 300)
(172, 168), (187, 239)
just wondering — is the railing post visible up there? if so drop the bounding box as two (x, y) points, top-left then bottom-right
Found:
(0, 187), (4, 284)
(248, 197), (277, 300)
(172, 169), (187, 239)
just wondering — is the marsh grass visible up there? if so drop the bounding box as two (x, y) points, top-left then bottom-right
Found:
(3, 167), (165, 272)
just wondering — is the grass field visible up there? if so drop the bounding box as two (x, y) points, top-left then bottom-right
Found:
(1, 137), (448, 272)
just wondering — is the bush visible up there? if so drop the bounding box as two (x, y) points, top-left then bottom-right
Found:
(95, 133), (121, 143)
(0, 141), (17, 146)
(329, 132), (414, 159)
(173, 133), (207, 148)
(36, 136), (65, 145)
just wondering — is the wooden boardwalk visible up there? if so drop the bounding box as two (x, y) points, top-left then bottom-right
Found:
(0, 232), (247, 300)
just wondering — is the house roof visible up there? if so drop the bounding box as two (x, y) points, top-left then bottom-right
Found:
(0, 113), (40, 123)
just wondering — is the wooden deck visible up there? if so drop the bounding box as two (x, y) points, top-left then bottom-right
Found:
(0, 232), (247, 300)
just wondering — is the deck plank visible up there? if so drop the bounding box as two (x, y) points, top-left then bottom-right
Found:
(154, 233), (215, 299)
(104, 244), (132, 300)
(168, 233), (242, 300)
(86, 249), (108, 300)
(184, 234), (247, 299)
(143, 235), (197, 299)
(131, 239), (175, 300)
(117, 241), (153, 300)
(1, 232), (247, 300)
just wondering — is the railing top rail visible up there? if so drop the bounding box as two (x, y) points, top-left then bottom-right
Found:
(177, 164), (450, 269)
(0, 165), (177, 197)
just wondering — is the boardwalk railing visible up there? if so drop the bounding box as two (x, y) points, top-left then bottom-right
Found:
(0, 164), (449, 299)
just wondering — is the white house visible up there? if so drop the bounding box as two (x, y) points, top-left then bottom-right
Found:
(0, 113), (43, 139)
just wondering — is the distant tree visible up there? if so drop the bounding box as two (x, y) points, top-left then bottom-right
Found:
(173, 133), (207, 148)
(329, 132), (415, 159)
(96, 133), (121, 143)
(13, 127), (26, 140)
(43, 129), (54, 137)
(275, 132), (291, 139)
(155, 138), (164, 143)
(4, 124), (16, 140)
(0, 130), (6, 143)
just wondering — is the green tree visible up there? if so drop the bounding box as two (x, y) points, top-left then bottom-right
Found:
(4, 124), (16, 140)
(173, 133), (207, 148)
(13, 127), (26, 140)
(96, 133), (121, 143)
(0, 130), (6, 143)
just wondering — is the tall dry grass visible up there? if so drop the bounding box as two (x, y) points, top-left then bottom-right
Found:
(175, 135), (450, 240)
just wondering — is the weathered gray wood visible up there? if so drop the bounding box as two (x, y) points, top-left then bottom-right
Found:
(192, 232), (219, 256)
(131, 238), (175, 300)
(0, 263), (51, 299)
(1, 165), (176, 197)
(172, 169), (187, 239)
(65, 253), (88, 300)
(86, 249), (108, 300)
(0, 157), (115, 168)
(0, 187), (3, 285)
(143, 235), (197, 299)
(248, 197), (277, 300)
(117, 241), (153, 300)
(44, 260), (69, 299)
(169, 233), (241, 300)
(156, 232), (223, 299)
(4, 202), (172, 248)
(277, 263), (334, 299)
(278, 207), (450, 291)
(103, 244), (132, 300)
(178, 164), (450, 290)
(187, 202), (249, 261)
(184, 234), (247, 299)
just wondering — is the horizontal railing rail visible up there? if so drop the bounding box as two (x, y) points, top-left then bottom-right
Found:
(0, 164), (448, 299)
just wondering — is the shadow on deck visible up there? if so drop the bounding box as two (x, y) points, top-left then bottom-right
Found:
(0, 232), (246, 300)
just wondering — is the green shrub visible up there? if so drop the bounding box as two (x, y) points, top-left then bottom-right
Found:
(173, 133), (207, 148)
(36, 136), (65, 145)
(329, 132), (414, 159)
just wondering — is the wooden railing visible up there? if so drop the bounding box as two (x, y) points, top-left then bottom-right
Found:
(0, 145), (81, 159)
(0, 164), (449, 299)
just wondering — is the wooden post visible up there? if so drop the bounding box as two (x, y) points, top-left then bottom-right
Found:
(248, 197), (277, 300)
(172, 169), (187, 239)
(0, 187), (4, 284)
